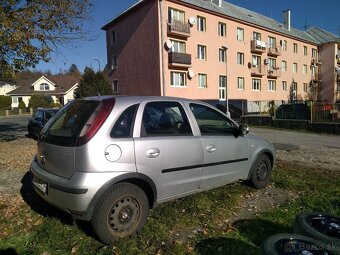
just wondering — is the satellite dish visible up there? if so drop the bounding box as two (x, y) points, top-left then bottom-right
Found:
(188, 68), (195, 78)
(188, 16), (196, 26)
(165, 39), (174, 50)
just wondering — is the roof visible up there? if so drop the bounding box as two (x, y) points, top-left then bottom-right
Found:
(305, 26), (340, 43)
(102, 0), (320, 44)
(7, 75), (79, 96)
(0, 81), (16, 87)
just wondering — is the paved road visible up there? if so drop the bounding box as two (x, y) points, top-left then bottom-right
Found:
(251, 127), (340, 149)
(0, 115), (31, 141)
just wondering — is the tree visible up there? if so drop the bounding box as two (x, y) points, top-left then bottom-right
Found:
(0, 95), (11, 110)
(0, 0), (93, 72)
(28, 94), (53, 109)
(74, 67), (113, 98)
(18, 100), (26, 110)
(68, 64), (81, 77)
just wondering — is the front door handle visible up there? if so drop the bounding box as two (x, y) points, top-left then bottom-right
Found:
(146, 148), (160, 158)
(206, 145), (216, 153)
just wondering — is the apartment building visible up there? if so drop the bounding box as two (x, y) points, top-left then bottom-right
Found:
(102, 0), (340, 113)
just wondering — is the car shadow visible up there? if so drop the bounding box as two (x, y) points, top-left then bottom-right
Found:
(20, 171), (73, 225)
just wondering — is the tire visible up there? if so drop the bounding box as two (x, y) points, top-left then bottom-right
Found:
(91, 182), (149, 244)
(261, 233), (337, 255)
(293, 212), (340, 254)
(249, 154), (272, 189)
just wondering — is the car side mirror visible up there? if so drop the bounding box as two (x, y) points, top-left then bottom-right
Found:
(239, 124), (249, 136)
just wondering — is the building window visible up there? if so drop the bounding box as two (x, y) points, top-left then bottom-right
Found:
(237, 27), (244, 41)
(197, 45), (207, 60)
(218, 22), (226, 37)
(311, 65), (316, 75)
(170, 71), (186, 87)
(197, 16), (206, 32)
(219, 75), (226, 100)
(312, 48), (318, 58)
(268, 36), (276, 49)
(168, 8), (185, 22)
(40, 83), (49, 91)
(219, 48), (226, 62)
(281, 60), (287, 72)
(171, 40), (186, 53)
(281, 40), (287, 51)
(303, 64), (308, 74)
(252, 79), (261, 91)
(293, 62), (298, 73)
(12, 97), (18, 104)
(282, 81), (287, 91)
(111, 56), (118, 69)
(292, 82), (298, 99)
(198, 73), (207, 88)
(237, 52), (244, 65)
(112, 80), (119, 94)
(268, 80), (276, 91)
(237, 77), (244, 90)
(267, 58), (276, 70)
(303, 46), (308, 56)
(253, 31), (261, 40)
(303, 83), (308, 92)
(293, 43), (298, 53)
(252, 55), (261, 66)
(110, 30), (116, 45)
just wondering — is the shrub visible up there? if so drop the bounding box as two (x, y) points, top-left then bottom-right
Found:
(0, 95), (12, 110)
(50, 102), (62, 108)
(28, 94), (54, 108)
(18, 100), (26, 109)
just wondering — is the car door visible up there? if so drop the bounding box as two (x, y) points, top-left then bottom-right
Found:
(134, 100), (203, 202)
(189, 103), (250, 188)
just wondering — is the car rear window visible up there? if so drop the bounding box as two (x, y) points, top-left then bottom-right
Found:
(42, 100), (100, 146)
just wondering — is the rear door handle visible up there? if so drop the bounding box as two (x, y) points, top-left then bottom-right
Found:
(146, 148), (160, 158)
(206, 145), (216, 153)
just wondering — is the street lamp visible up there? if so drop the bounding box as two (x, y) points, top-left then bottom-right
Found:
(92, 58), (101, 72)
(221, 46), (230, 118)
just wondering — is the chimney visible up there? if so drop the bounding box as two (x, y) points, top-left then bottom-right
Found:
(211, 0), (222, 7)
(282, 10), (291, 31)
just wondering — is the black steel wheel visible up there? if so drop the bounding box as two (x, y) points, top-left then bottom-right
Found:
(261, 233), (337, 255)
(91, 182), (149, 244)
(293, 212), (340, 254)
(249, 154), (272, 189)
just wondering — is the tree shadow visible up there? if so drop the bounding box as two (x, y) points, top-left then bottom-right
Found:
(0, 123), (27, 141)
(20, 171), (73, 225)
(0, 248), (18, 255)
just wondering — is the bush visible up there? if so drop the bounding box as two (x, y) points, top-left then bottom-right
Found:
(18, 100), (26, 109)
(0, 95), (12, 110)
(50, 102), (62, 108)
(28, 94), (54, 108)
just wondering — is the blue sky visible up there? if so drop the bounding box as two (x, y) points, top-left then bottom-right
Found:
(35, 0), (339, 74)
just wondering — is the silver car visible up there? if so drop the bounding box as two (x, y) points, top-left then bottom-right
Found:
(30, 96), (275, 244)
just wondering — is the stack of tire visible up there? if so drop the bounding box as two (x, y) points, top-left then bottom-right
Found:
(262, 212), (340, 255)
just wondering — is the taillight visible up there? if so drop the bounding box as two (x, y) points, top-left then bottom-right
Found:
(76, 98), (115, 146)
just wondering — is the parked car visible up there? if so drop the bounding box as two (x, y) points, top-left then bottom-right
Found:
(27, 108), (59, 138)
(30, 96), (275, 244)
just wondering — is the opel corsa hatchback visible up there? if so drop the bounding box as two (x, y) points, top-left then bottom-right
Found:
(30, 96), (275, 244)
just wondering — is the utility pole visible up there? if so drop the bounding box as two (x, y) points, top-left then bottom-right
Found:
(92, 58), (101, 72)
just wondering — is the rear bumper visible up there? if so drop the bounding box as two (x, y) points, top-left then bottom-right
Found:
(30, 159), (125, 220)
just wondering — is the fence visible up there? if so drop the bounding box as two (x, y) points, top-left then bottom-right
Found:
(245, 100), (340, 123)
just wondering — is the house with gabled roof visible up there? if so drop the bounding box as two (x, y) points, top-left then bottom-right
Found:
(7, 75), (79, 108)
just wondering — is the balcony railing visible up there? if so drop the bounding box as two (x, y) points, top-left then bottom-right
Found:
(168, 52), (192, 67)
(251, 65), (265, 76)
(311, 57), (322, 65)
(267, 67), (281, 78)
(251, 40), (267, 54)
(311, 73), (322, 82)
(267, 45), (281, 56)
(168, 19), (190, 37)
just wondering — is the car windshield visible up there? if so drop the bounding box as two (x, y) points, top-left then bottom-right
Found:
(41, 100), (100, 146)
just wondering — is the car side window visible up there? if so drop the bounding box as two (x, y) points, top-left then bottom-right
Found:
(111, 104), (138, 138)
(141, 101), (192, 137)
(190, 103), (235, 135)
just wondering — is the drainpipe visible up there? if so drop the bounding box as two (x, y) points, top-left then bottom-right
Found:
(159, 0), (166, 96)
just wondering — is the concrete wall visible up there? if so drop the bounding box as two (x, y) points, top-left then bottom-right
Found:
(320, 42), (337, 103)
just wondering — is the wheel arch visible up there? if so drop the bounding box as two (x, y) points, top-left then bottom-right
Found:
(247, 149), (275, 180)
(78, 172), (157, 221)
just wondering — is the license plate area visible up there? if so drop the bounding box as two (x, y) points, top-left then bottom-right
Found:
(32, 175), (48, 195)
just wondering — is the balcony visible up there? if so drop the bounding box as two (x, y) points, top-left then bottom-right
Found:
(267, 67), (281, 78)
(311, 57), (322, 65)
(168, 19), (191, 38)
(251, 65), (265, 76)
(311, 73), (321, 82)
(251, 40), (267, 54)
(267, 45), (281, 57)
(168, 52), (192, 67)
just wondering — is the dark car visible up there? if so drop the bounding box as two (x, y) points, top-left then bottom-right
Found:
(27, 108), (59, 138)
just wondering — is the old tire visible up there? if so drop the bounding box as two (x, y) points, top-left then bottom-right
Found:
(249, 154), (272, 189)
(261, 233), (337, 255)
(91, 182), (149, 244)
(293, 212), (340, 254)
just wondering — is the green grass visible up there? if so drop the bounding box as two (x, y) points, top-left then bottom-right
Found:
(0, 162), (339, 255)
